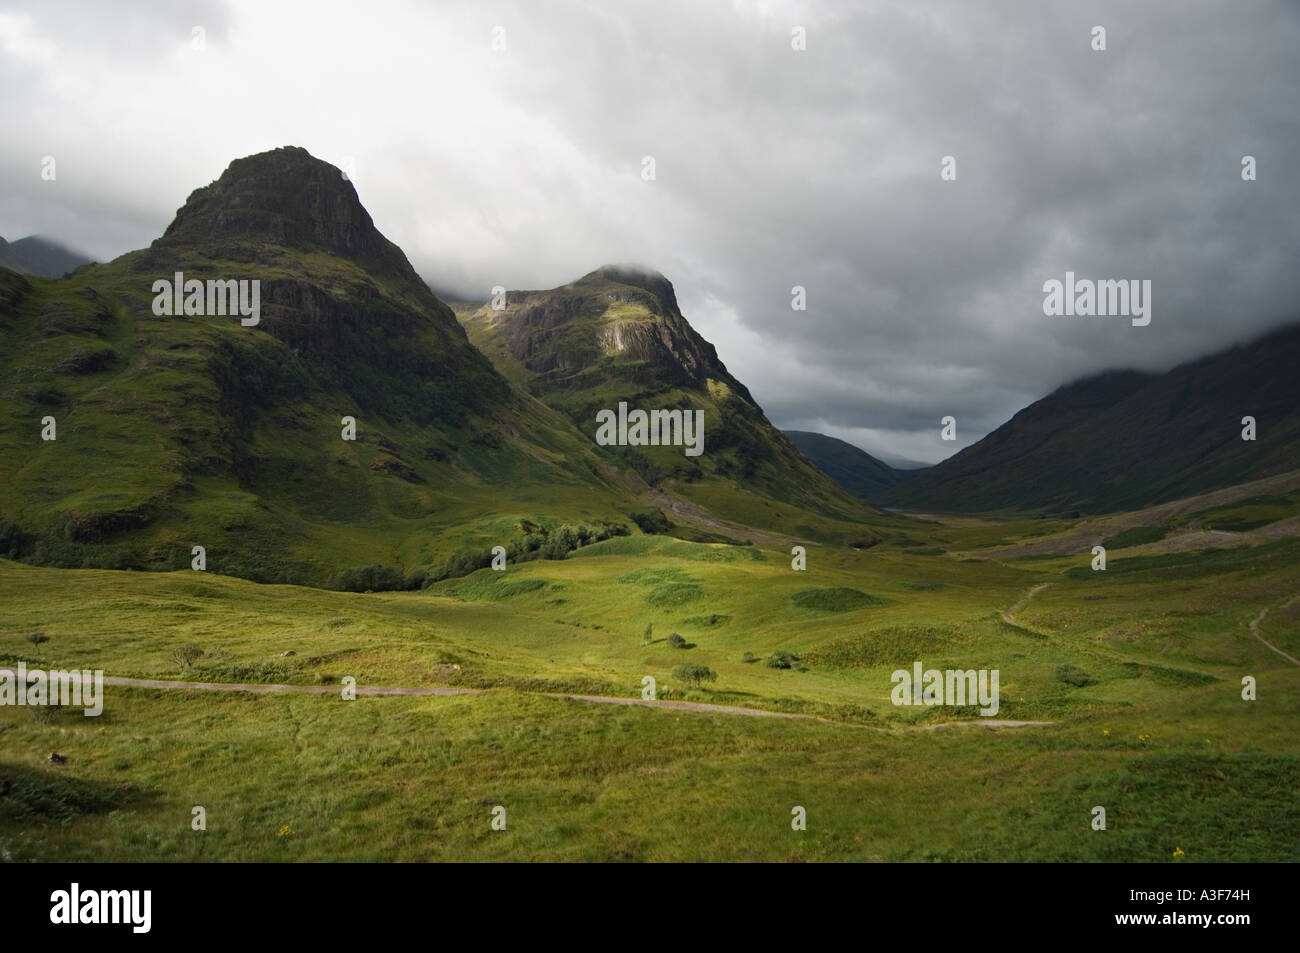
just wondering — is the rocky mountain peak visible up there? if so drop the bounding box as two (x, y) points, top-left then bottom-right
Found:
(581, 264), (681, 317)
(152, 146), (417, 283)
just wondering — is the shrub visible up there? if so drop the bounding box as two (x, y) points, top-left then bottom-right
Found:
(628, 508), (672, 535)
(333, 564), (405, 592)
(673, 662), (717, 687)
(539, 526), (578, 560)
(741, 651), (757, 663)
(667, 632), (687, 649)
(440, 549), (493, 580)
(171, 644), (204, 671)
(765, 651), (797, 669)
(643, 623), (653, 644)
(0, 519), (35, 559)
(1056, 663), (1098, 687)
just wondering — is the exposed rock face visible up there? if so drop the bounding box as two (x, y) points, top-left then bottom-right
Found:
(153, 146), (416, 285)
(131, 146), (507, 424)
(495, 267), (757, 402)
(460, 265), (875, 522)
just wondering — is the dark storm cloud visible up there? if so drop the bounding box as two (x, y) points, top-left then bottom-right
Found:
(1, 0), (1295, 464)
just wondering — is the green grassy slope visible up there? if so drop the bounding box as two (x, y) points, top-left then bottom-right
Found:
(0, 148), (657, 586)
(1, 498), (1296, 861)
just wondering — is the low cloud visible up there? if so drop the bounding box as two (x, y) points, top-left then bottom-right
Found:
(2, 0), (1296, 464)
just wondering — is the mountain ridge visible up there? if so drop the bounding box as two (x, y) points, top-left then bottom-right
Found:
(782, 430), (906, 500)
(0, 234), (94, 278)
(0, 147), (643, 585)
(456, 265), (897, 535)
(883, 321), (1300, 514)
(0, 146), (896, 589)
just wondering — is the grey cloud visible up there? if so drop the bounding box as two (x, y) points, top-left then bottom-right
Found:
(1, 0), (1296, 464)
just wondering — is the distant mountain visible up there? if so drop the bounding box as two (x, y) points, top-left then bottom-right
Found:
(0, 235), (94, 277)
(0, 147), (634, 585)
(883, 323), (1300, 514)
(456, 265), (896, 536)
(783, 430), (905, 500)
(882, 457), (933, 473)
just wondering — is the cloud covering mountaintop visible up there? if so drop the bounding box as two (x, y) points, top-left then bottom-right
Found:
(2, 0), (1296, 463)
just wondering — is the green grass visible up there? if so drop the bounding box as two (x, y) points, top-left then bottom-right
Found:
(2, 495), (1297, 861)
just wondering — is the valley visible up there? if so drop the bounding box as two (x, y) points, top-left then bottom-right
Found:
(2, 485), (1297, 861)
(1, 146), (1295, 863)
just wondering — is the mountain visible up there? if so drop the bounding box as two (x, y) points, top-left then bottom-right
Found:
(782, 430), (906, 500)
(0, 235), (94, 278)
(456, 265), (897, 538)
(0, 147), (638, 586)
(883, 322), (1300, 514)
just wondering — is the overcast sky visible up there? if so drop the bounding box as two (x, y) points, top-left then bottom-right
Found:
(2, 0), (1297, 465)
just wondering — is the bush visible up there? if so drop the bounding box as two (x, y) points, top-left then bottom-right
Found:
(441, 549), (493, 580)
(628, 508), (672, 535)
(643, 623), (653, 644)
(539, 526), (578, 560)
(667, 632), (687, 649)
(765, 651), (797, 669)
(171, 644), (204, 671)
(333, 564), (406, 592)
(673, 662), (717, 687)
(741, 651), (757, 663)
(1056, 663), (1098, 687)
(0, 519), (35, 559)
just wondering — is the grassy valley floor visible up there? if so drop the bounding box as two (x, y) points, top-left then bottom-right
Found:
(1, 514), (1297, 861)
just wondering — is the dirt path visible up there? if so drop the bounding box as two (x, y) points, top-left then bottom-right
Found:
(0, 670), (481, 698)
(921, 719), (1055, 731)
(0, 667), (1053, 730)
(1001, 583), (1052, 626)
(544, 692), (826, 721)
(1248, 596), (1300, 667)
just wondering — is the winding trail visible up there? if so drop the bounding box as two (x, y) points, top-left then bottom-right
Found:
(0, 667), (1053, 731)
(1001, 583), (1052, 628)
(1248, 596), (1300, 667)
